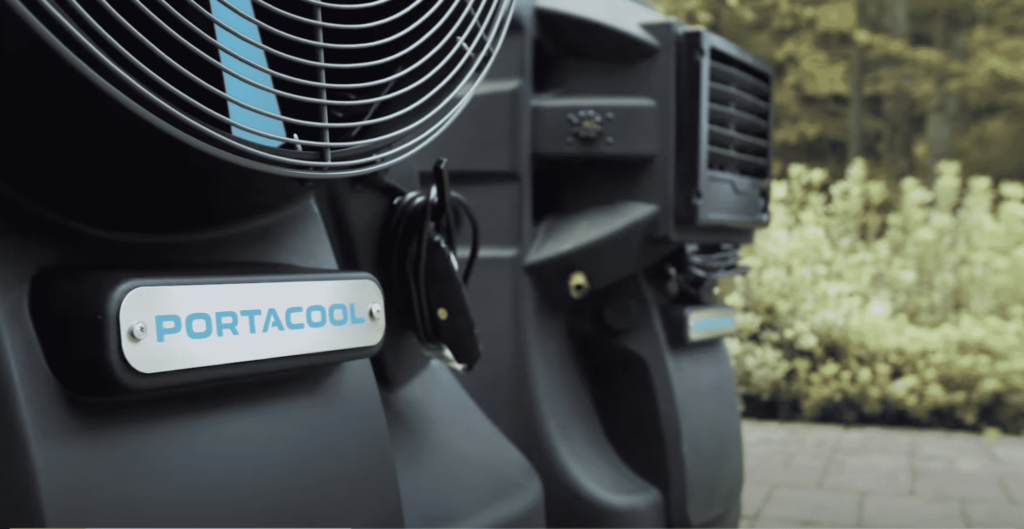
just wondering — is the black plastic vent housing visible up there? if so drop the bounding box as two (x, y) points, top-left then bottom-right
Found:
(5, 0), (515, 178)
(676, 26), (772, 228)
(530, 4), (773, 247)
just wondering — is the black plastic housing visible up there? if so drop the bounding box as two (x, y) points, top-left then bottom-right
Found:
(30, 266), (384, 399)
(524, 200), (661, 308)
(676, 27), (773, 228)
(411, 1), (753, 526)
(531, 6), (772, 250)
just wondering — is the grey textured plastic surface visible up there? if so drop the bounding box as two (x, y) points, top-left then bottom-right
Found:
(593, 275), (745, 527)
(524, 200), (661, 306)
(381, 359), (546, 527)
(532, 96), (660, 158)
(0, 195), (405, 527)
(525, 201), (660, 266)
(699, 170), (772, 226)
(531, 17), (682, 242)
(514, 283), (669, 526)
(535, 0), (663, 62)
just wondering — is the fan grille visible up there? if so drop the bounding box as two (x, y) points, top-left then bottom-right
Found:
(9, 0), (515, 177)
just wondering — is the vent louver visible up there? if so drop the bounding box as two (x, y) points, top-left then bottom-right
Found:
(6, 0), (515, 178)
(706, 49), (770, 179)
(676, 27), (773, 229)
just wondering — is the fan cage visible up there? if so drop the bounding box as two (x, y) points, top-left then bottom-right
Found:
(8, 0), (515, 177)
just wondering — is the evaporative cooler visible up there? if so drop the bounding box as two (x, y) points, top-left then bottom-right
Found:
(0, 0), (545, 527)
(0, 0), (772, 527)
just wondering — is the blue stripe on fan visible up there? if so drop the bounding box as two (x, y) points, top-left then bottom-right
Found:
(211, 0), (286, 147)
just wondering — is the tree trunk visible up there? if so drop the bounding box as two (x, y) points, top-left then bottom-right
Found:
(925, 8), (968, 185)
(880, 0), (914, 181)
(848, 0), (866, 164)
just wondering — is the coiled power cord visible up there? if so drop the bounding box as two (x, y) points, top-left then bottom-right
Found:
(380, 158), (482, 371)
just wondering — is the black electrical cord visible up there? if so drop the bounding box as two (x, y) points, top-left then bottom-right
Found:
(378, 161), (480, 350)
(676, 243), (747, 303)
(684, 243), (741, 278)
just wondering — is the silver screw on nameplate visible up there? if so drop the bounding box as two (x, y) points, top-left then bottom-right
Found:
(128, 321), (148, 341)
(369, 303), (383, 320)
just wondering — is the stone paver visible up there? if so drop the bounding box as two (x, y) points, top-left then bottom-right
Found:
(861, 494), (965, 528)
(1005, 474), (1024, 504)
(752, 516), (840, 528)
(758, 486), (861, 527)
(822, 452), (913, 493)
(913, 468), (1009, 502)
(746, 451), (833, 486)
(916, 434), (991, 460)
(913, 452), (1002, 475)
(797, 424), (847, 455)
(834, 426), (915, 456)
(990, 440), (1024, 474)
(738, 419), (1024, 528)
(963, 500), (1024, 529)
(741, 482), (772, 518)
(743, 421), (844, 458)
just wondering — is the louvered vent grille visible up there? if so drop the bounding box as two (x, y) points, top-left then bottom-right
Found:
(675, 27), (772, 230)
(8, 0), (515, 177)
(706, 49), (771, 179)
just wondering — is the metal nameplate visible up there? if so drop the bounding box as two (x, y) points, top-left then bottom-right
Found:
(118, 279), (385, 374)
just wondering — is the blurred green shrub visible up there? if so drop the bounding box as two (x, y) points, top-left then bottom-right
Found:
(721, 157), (1024, 433)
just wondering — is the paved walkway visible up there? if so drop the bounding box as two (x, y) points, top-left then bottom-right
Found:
(739, 419), (1024, 528)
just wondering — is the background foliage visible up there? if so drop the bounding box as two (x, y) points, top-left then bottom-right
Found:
(720, 158), (1024, 434)
(649, 0), (1024, 432)
(652, 0), (1024, 187)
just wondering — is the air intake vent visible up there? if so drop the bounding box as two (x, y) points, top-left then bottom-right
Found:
(676, 26), (772, 229)
(7, 0), (515, 178)
(706, 49), (770, 178)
